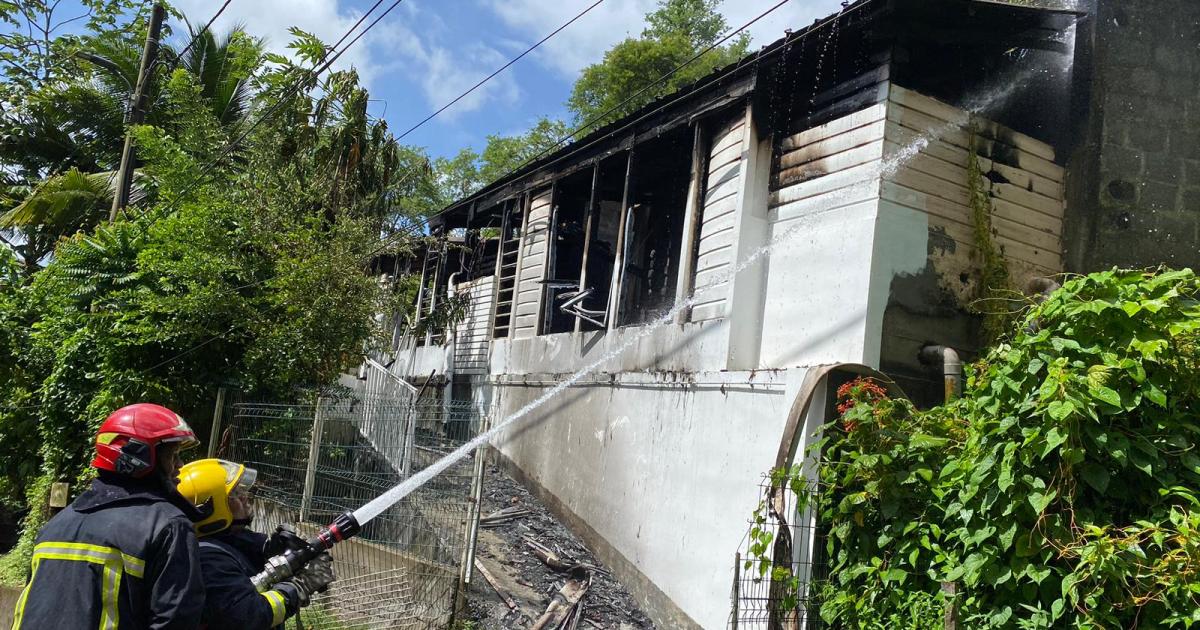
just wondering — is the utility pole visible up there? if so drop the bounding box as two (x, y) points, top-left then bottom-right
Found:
(110, 3), (165, 221)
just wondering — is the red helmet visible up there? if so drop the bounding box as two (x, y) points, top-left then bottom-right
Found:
(93, 404), (200, 478)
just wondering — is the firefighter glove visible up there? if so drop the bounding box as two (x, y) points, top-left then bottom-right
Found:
(281, 552), (335, 606)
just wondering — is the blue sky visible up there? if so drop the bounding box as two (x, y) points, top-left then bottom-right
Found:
(62, 0), (847, 159)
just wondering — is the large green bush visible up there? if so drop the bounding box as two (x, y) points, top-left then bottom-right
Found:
(0, 41), (421, 584)
(772, 268), (1200, 628)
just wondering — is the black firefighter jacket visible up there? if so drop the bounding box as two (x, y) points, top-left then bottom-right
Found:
(196, 530), (300, 629)
(11, 473), (206, 630)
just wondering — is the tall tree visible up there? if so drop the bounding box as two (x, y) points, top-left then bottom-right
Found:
(567, 0), (748, 128)
(0, 18), (263, 272)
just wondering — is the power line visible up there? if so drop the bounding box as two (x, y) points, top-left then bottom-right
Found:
(395, 0), (606, 142)
(171, 0), (234, 63)
(367, 0), (795, 260)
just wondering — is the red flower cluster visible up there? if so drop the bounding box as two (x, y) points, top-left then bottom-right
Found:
(835, 377), (888, 422)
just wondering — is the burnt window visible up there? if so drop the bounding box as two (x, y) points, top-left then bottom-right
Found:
(616, 126), (695, 326)
(538, 153), (628, 333)
(542, 168), (593, 334)
(582, 154), (627, 330)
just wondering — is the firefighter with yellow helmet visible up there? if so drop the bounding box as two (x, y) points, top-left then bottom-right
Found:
(176, 459), (334, 629)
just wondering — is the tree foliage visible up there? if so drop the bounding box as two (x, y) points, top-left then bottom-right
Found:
(757, 268), (1200, 628)
(431, 117), (568, 203)
(567, 0), (748, 127)
(0, 12), (265, 273)
(0, 22), (422, 582)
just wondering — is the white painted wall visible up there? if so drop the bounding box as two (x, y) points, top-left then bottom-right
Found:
(724, 109), (774, 370)
(491, 318), (731, 376)
(757, 193), (883, 369)
(451, 275), (495, 374)
(691, 108), (749, 322)
(489, 369), (801, 630)
(395, 343), (448, 379)
(755, 103), (888, 369)
(513, 191), (553, 339)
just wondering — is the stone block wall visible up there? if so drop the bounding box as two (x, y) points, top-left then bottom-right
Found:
(1067, 0), (1200, 270)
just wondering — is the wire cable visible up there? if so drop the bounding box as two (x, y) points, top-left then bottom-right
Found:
(171, 0), (234, 63)
(366, 0), (795, 259)
(395, 0), (606, 142)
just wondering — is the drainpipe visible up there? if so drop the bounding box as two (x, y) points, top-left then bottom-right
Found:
(446, 272), (460, 374)
(919, 345), (963, 403)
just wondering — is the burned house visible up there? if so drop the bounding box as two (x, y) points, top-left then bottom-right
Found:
(361, 0), (1199, 627)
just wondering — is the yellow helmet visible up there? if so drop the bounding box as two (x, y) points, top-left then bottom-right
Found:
(177, 458), (257, 537)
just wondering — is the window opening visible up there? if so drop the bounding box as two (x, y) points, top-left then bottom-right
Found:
(542, 167), (594, 334)
(616, 127), (695, 326)
(577, 153), (629, 331)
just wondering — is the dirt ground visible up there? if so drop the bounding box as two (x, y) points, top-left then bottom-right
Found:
(464, 465), (656, 630)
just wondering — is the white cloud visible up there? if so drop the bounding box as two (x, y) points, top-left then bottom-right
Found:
(171, 0), (378, 79)
(482, 0), (653, 77)
(170, 0), (519, 118)
(723, 0), (850, 48)
(482, 0), (849, 78)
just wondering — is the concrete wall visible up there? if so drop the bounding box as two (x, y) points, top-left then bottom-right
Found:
(0, 585), (19, 629)
(493, 318), (731, 376)
(1066, 0), (1200, 270)
(487, 369), (799, 630)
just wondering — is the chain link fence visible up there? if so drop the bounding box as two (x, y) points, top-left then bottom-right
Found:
(214, 386), (487, 630)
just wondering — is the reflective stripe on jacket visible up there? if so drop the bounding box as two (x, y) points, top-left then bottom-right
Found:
(11, 474), (205, 630)
(197, 531), (298, 629)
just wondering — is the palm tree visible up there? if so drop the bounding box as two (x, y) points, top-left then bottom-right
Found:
(0, 169), (146, 271)
(0, 21), (259, 272)
(172, 25), (257, 128)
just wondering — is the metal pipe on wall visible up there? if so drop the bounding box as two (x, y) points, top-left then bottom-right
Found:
(920, 345), (963, 403)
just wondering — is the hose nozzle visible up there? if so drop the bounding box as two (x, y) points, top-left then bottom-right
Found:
(251, 511), (360, 592)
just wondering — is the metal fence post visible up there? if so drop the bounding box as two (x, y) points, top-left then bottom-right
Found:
(206, 387), (227, 458)
(731, 552), (741, 629)
(299, 397), (326, 523)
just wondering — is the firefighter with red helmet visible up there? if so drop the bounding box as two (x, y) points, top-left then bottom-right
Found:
(11, 403), (207, 630)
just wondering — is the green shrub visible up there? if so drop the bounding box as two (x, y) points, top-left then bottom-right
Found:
(759, 268), (1200, 628)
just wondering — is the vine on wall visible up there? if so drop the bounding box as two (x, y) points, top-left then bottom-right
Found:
(966, 124), (1015, 344)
